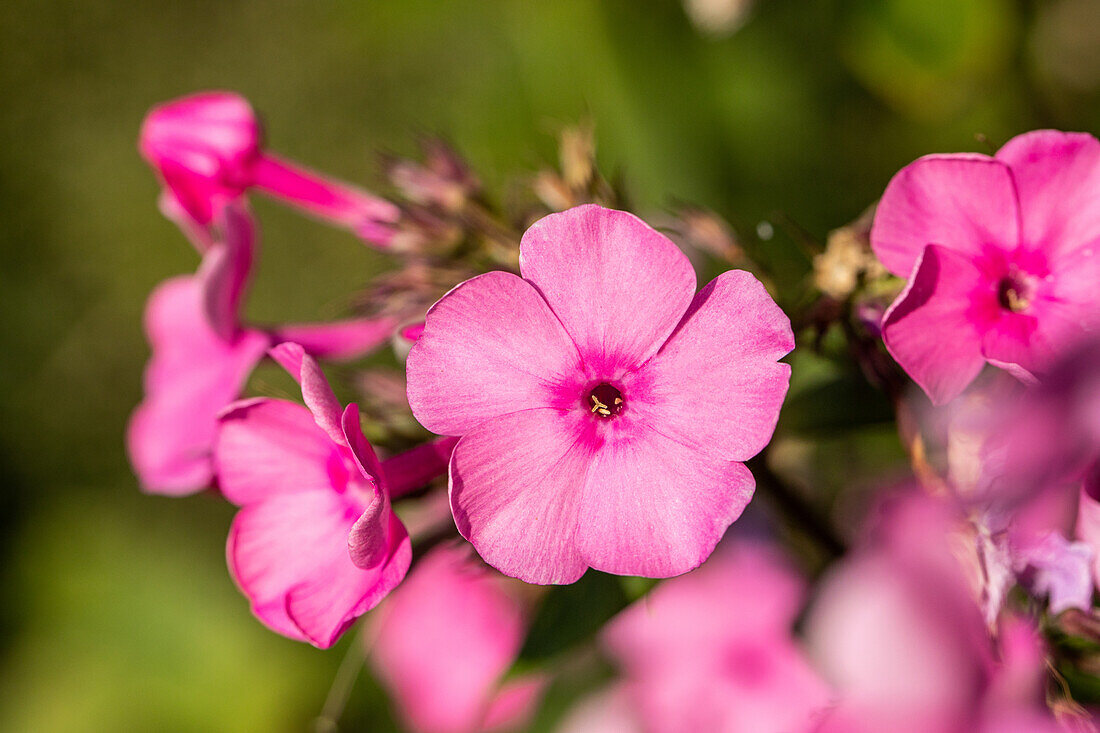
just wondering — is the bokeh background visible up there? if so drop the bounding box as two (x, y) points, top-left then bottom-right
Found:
(1, 0), (1097, 730)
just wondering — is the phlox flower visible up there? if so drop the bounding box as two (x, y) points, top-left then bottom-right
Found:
(140, 91), (400, 246)
(572, 541), (831, 733)
(370, 543), (545, 733)
(127, 204), (398, 495)
(872, 130), (1100, 404)
(918, 379), (1094, 621)
(406, 204), (794, 584)
(805, 493), (1063, 733)
(213, 343), (443, 648)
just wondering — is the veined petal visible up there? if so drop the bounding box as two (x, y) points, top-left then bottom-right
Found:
(996, 130), (1100, 260)
(407, 272), (583, 436)
(518, 205), (697, 375)
(269, 342), (345, 445)
(576, 425), (755, 578)
(214, 398), (337, 505)
(871, 154), (1019, 276)
(449, 408), (591, 585)
(882, 245), (988, 405)
(631, 269), (793, 462)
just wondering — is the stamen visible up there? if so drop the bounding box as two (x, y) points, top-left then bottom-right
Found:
(585, 383), (624, 418)
(997, 275), (1031, 313)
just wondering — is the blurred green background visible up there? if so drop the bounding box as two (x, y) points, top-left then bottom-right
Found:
(0, 0), (1097, 730)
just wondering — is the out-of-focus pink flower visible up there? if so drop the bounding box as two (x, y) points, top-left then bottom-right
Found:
(370, 543), (544, 733)
(406, 204), (793, 584)
(872, 130), (1100, 405)
(140, 91), (400, 246)
(127, 205), (400, 495)
(213, 343), (416, 648)
(593, 541), (830, 733)
(127, 205), (269, 494)
(805, 493), (1061, 733)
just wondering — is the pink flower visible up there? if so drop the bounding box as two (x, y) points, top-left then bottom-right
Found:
(127, 204), (399, 495)
(405, 205), (793, 584)
(594, 541), (831, 733)
(370, 544), (545, 733)
(213, 343), (420, 648)
(872, 130), (1100, 404)
(140, 91), (400, 246)
(805, 493), (1061, 733)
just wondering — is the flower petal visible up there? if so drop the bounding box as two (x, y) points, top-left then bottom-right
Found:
(227, 490), (360, 643)
(370, 544), (528, 733)
(881, 244), (988, 405)
(228, 490), (408, 648)
(214, 398), (337, 505)
(342, 403), (392, 569)
(630, 269), (793, 462)
(269, 314), (399, 361)
(382, 436), (459, 499)
(1011, 531), (1094, 616)
(449, 408), (591, 585)
(284, 508), (410, 648)
(269, 342), (344, 445)
(576, 426), (755, 578)
(200, 204), (255, 341)
(407, 272), (582, 436)
(127, 276), (269, 495)
(518, 205), (697, 375)
(139, 91), (260, 227)
(871, 154), (1019, 276)
(996, 130), (1100, 260)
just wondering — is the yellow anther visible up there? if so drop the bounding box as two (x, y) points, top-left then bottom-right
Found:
(590, 394), (609, 413)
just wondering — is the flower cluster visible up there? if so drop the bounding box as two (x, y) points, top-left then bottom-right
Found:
(129, 92), (1100, 731)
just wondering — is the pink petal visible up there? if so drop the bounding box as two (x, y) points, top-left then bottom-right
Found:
(214, 398), (338, 505)
(881, 244), (988, 405)
(139, 91), (260, 226)
(251, 155), (400, 247)
(407, 272), (583, 436)
(284, 508), (410, 648)
(382, 437), (459, 499)
(518, 205), (697, 375)
(370, 545), (528, 733)
(449, 409), (591, 585)
(1011, 531), (1094, 615)
(604, 543), (806, 670)
(269, 314), (399, 361)
(630, 269), (793, 462)
(127, 276), (269, 495)
(870, 154), (1019, 277)
(268, 342), (344, 445)
(996, 130), (1100, 260)
(200, 204), (255, 341)
(228, 490), (408, 648)
(557, 686), (640, 733)
(981, 242), (1100, 376)
(341, 403), (391, 569)
(602, 542), (829, 733)
(481, 676), (547, 733)
(576, 428), (756, 578)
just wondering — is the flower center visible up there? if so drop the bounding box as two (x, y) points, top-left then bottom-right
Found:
(586, 383), (623, 418)
(997, 273), (1032, 313)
